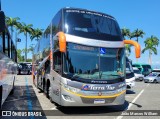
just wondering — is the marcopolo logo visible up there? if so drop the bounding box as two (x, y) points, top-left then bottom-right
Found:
(81, 84), (89, 90)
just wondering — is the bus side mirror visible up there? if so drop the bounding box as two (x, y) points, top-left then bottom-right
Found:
(0, 11), (5, 32)
(58, 32), (66, 53)
(124, 40), (141, 58)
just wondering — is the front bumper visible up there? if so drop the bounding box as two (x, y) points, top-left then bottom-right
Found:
(135, 77), (144, 81)
(144, 79), (154, 83)
(60, 88), (126, 106)
(126, 81), (135, 89)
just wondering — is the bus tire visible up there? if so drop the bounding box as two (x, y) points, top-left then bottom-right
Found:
(43, 78), (45, 91)
(0, 86), (2, 109)
(46, 80), (50, 98)
(19, 70), (21, 75)
(10, 76), (15, 95)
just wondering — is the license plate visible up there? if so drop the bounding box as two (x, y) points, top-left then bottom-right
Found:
(94, 99), (105, 104)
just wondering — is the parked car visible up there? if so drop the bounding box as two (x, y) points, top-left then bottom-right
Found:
(133, 67), (144, 81)
(126, 58), (135, 89)
(144, 72), (160, 83)
(17, 63), (31, 75)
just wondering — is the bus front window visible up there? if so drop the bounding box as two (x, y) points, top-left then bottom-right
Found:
(63, 43), (125, 81)
(64, 10), (123, 41)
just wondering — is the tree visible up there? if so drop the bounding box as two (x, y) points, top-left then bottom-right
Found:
(14, 22), (22, 49)
(6, 17), (20, 40)
(132, 29), (145, 42)
(125, 44), (131, 57)
(30, 28), (43, 41)
(28, 44), (35, 54)
(142, 35), (159, 65)
(121, 28), (130, 39)
(17, 49), (23, 62)
(121, 28), (134, 57)
(19, 22), (33, 62)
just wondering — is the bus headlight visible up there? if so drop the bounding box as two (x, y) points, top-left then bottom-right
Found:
(62, 94), (74, 102)
(62, 84), (81, 93)
(117, 87), (126, 93)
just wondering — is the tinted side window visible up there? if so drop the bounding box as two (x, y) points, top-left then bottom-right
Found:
(53, 51), (61, 74)
(0, 32), (3, 52)
(5, 31), (9, 56)
(52, 10), (62, 36)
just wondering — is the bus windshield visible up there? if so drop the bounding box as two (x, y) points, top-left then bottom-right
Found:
(142, 65), (152, 72)
(64, 9), (123, 41)
(63, 43), (125, 81)
(133, 69), (141, 74)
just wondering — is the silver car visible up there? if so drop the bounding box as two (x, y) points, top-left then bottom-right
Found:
(133, 67), (144, 81)
(144, 73), (160, 83)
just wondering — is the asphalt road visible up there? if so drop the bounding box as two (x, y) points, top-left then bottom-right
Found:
(1, 75), (160, 119)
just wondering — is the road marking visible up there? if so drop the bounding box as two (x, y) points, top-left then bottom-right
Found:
(126, 89), (144, 110)
(116, 89), (145, 119)
(51, 107), (58, 110)
(25, 77), (34, 119)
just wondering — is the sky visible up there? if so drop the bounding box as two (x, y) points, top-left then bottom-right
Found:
(2, 0), (160, 68)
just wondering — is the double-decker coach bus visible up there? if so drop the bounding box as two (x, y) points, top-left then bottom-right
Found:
(0, 10), (17, 109)
(32, 8), (141, 106)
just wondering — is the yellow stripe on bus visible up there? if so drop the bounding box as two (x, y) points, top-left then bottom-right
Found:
(63, 88), (126, 99)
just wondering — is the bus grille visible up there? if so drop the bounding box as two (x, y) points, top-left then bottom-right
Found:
(80, 97), (116, 104)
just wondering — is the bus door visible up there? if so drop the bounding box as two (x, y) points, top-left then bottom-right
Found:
(50, 50), (62, 104)
(37, 56), (49, 90)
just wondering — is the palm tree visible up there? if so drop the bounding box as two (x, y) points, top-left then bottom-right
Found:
(121, 28), (134, 57)
(28, 44), (35, 54)
(19, 22), (33, 61)
(14, 22), (22, 49)
(132, 29), (145, 42)
(142, 35), (159, 65)
(17, 49), (23, 62)
(121, 28), (130, 39)
(30, 28), (43, 41)
(125, 44), (131, 57)
(5, 17), (20, 40)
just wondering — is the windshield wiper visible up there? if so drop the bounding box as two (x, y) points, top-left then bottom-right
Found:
(99, 71), (103, 79)
(71, 74), (80, 80)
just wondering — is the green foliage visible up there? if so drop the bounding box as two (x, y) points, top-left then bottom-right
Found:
(30, 28), (43, 41)
(132, 29), (145, 42)
(142, 35), (159, 54)
(121, 28), (130, 39)
(125, 44), (131, 57)
(142, 35), (159, 64)
(27, 59), (32, 62)
(5, 17), (21, 39)
(17, 49), (24, 62)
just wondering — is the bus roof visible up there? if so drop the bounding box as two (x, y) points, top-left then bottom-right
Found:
(62, 7), (116, 21)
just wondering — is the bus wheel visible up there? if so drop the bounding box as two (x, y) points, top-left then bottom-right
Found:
(19, 70), (21, 75)
(46, 80), (50, 98)
(49, 86), (53, 103)
(0, 86), (2, 109)
(10, 76), (15, 95)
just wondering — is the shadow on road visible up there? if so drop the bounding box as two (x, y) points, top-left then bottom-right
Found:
(126, 90), (136, 94)
(44, 101), (130, 116)
(1, 86), (46, 119)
